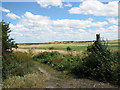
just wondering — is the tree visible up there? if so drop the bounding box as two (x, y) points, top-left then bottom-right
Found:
(1, 20), (18, 55)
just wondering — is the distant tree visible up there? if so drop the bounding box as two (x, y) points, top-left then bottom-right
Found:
(1, 20), (18, 55)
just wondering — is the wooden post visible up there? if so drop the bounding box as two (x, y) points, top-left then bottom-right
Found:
(96, 34), (100, 42)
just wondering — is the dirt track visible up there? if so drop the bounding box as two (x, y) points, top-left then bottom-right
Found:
(36, 64), (117, 88)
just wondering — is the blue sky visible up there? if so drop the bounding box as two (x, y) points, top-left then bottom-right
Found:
(1, 0), (118, 43)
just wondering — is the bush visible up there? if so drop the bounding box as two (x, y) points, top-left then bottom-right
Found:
(67, 46), (71, 51)
(48, 47), (55, 50)
(2, 51), (33, 79)
(33, 51), (79, 71)
(70, 40), (120, 86)
(86, 41), (119, 83)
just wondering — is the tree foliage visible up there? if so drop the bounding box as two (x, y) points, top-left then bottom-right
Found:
(1, 20), (18, 55)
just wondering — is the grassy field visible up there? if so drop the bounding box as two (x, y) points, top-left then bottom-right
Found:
(17, 40), (119, 51)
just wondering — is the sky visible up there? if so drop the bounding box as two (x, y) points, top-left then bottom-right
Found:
(1, 0), (119, 43)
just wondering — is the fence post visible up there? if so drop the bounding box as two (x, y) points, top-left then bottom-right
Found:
(96, 34), (100, 42)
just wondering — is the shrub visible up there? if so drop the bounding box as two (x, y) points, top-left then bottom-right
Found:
(33, 52), (75, 71)
(70, 40), (120, 86)
(86, 41), (118, 82)
(50, 51), (61, 56)
(67, 46), (71, 51)
(48, 47), (55, 50)
(33, 51), (83, 73)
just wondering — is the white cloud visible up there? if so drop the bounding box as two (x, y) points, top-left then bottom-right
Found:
(36, 0), (62, 8)
(78, 29), (86, 32)
(88, 25), (118, 40)
(106, 18), (118, 25)
(10, 12), (117, 43)
(19, 12), (108, 32)
(10, 23), (29, 32)
(69, 0), (118, 16)
(0, 6), (10, 13)
(64, 3), (72, 7)
(52, 19), (108, 30)
(6, 13), (21, 19)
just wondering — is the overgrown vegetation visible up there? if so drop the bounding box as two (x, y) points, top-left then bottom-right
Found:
(1, 21), (48, 88)
(71, 39), (120, 85)
(2, 21), (33, 81)
(33, 39), (120, 86)
(2, 51), (33, 79)
(33, 51), (79, 71)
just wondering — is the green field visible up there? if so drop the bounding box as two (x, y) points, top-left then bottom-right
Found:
(17, 40), (119, 51)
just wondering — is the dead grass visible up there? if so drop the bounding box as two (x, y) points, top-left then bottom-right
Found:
(12, 48), (83, 55)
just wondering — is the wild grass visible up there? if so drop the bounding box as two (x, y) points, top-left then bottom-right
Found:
(2, 51), (33, 79)
(2, 51), (49, 88)
(3, 72), (48, 88)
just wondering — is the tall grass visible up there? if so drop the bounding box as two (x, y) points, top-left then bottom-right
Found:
(3, 72), (48, 88)
(2, 51), (33, 79)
